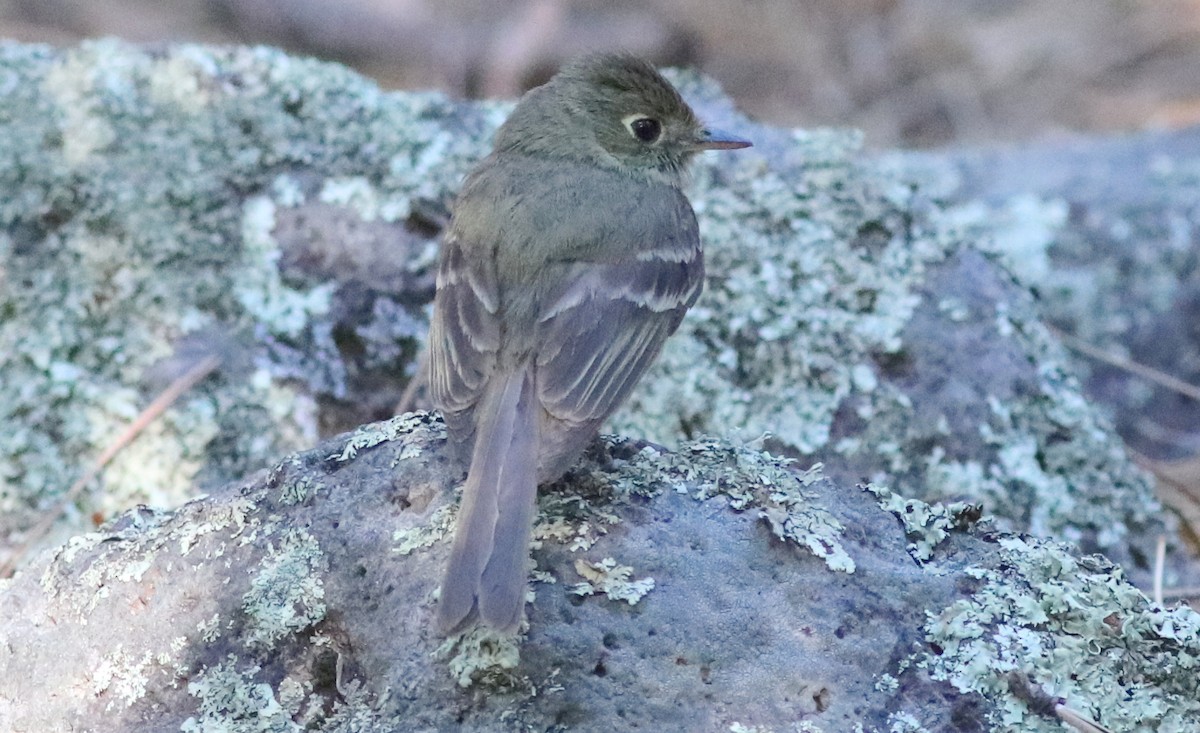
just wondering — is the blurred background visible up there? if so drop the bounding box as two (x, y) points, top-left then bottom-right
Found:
(2, 0), (1199, 149)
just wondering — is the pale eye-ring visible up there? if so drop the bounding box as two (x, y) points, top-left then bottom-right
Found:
(624, 115), (662, 143)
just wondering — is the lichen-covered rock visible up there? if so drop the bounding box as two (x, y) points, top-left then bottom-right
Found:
(0, 40), (500, 560)
(0, 40), (1171, 582)
(1, 414), (1195, 732)
(933, 129), (1200, 464)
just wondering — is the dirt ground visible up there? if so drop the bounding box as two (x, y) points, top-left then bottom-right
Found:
(3, 0), (1200, 148)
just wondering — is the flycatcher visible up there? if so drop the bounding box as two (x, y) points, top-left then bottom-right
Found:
(429, 53), (751, 634)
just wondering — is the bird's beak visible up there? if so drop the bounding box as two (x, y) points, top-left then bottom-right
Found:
(693, 127), (752, 151)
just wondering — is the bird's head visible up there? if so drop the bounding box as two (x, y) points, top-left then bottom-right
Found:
(494, 53), (751, 185)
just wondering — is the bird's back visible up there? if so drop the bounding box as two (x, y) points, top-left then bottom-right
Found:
(434, 151), (704, 480)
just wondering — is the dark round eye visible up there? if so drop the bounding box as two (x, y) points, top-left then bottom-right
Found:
(629, 117), (662, 143)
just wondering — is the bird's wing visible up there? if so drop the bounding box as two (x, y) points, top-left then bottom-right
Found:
(534, 201), (703, 468)
(427, 230), (501, 446)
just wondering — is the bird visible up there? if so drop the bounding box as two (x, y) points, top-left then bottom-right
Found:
(428, 52), (751, 634)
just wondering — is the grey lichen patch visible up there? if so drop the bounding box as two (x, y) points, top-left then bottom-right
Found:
(866, 484), (981, 562)
(242, 528), (326, 649)
(333, 411), (447, 464)
(920, 535), (1200, 732)
(610, 438), (855, 573)
(568, 557), (655, 605)
(181, 655), (300, 733)
(435, 626), (522, 688)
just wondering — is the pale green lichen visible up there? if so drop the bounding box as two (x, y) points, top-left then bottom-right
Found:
(436, 626), (523, 688)
(568, 557), (655, 605)
(279, 472), (322, 506)
(610, 438), (855, 573)
(873, 673), (899, 693)
(866, 484), (980, 563)
(234, 195), (335, 339)
(315, 681), (386, 731)
(198, 613), (222, 644)
(534, 487), (623, 555)
(885, 711), (929, 733)
(919, 535), (1200, 732)
(21, 504), (267, 732)
(833, 302), (1159, 562)
(729, 722), (826, 733)
(273, 455), (325, 506)
(90, 645), (154, 711)
(334, 411), (446, 464)
(242, 528), (326, 649)
(181, 655), (299, 733)
(318, 176), (411, 222)
(983, 157), (1198, 353)
(391, 504), (455, 555)
(973, 194), (1068, 287)
(176, 496), (259, 555)
(39, 506), (177, 614)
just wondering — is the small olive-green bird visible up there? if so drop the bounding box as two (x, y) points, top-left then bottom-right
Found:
(429, 53), (750, 634)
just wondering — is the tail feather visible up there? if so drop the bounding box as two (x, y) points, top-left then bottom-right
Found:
(436, 370), (538, 634)
(478, 381), (538, 630)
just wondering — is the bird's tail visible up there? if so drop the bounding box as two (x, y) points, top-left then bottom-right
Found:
(436, 369), (539, 634)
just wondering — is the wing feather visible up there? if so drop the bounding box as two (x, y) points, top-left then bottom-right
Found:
(428, 234), (501, 446)
(535, 249), (702, 428)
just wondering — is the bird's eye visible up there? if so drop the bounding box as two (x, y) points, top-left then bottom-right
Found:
(628, 117), (662, 143)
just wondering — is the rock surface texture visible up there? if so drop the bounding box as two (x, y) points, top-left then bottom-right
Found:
(0, 41), (1198, 732)
(3, 415), (1198, 732)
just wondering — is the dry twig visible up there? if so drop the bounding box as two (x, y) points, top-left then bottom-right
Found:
(0, 355), (220, 578)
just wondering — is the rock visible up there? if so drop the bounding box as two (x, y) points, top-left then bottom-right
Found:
(2, 414), (1197, 732)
